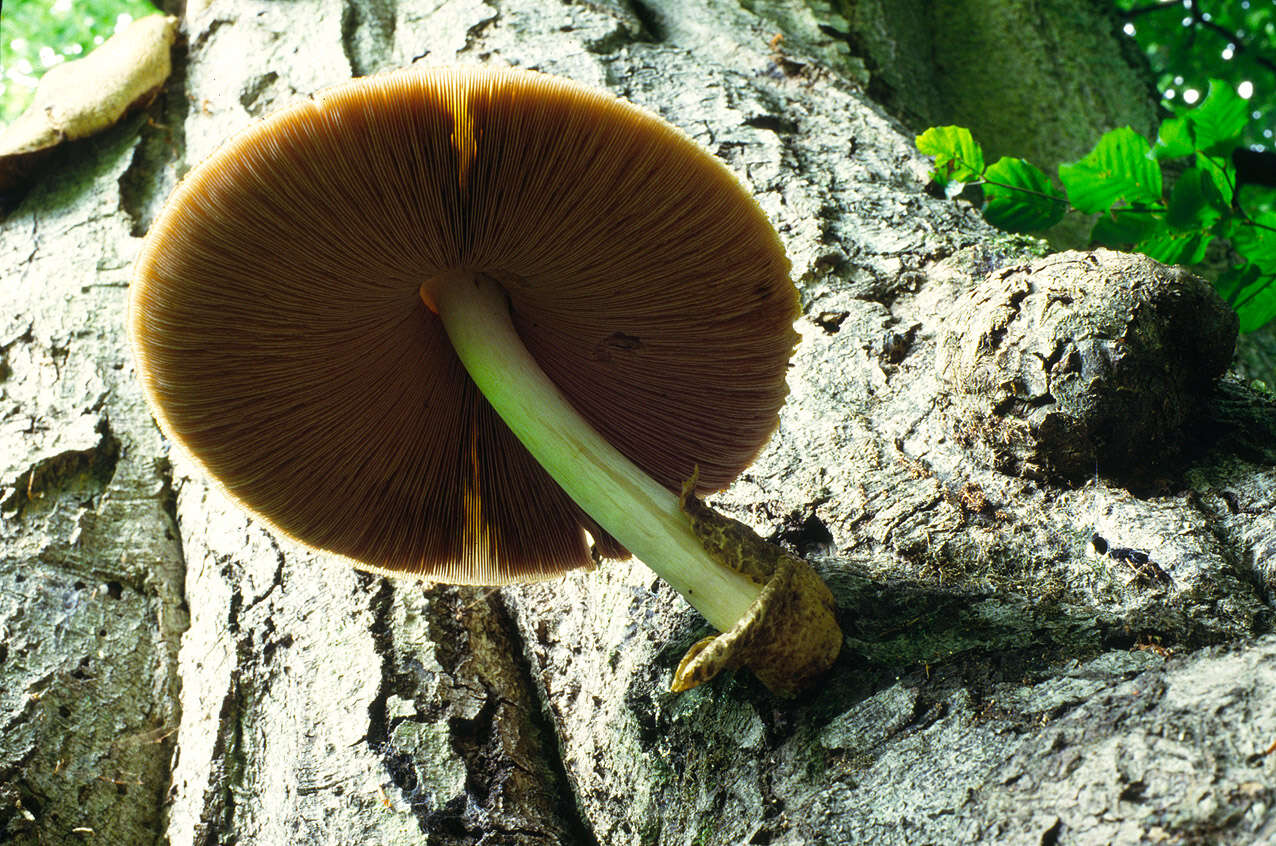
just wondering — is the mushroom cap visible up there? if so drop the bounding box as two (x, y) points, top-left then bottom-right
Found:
(130, 65), (798, 584)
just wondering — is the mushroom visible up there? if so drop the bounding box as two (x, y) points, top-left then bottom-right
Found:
(129, 65), (840, 695)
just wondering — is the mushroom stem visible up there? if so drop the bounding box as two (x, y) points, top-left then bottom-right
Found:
(425, 270), (762, 632)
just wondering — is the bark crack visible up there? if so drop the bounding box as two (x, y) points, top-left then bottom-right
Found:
(118, 33), (188, 237)
(340, 0), (396, 78)
(363, 576), (438, 830)
(490, 591), (602, 846)
(406, 587), (601, 845)
(195, 621), (251, 846)
(627, 0), (667, 42)
(1, 415), (120, 519)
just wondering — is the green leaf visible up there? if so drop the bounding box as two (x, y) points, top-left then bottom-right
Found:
(917, 126), (985, 184)
(1091, 208), (1158, 246)
(1154, 116), (1196, 159)
(981, 157), (1066, 232)
(1196, 152), (1236, 208)
(1165, 166), (1225, 231)
(1237, 286), (1276, 333)
(1218, 264), (1276, 332)
(1216, 262), (1263, 303)
(1232, 213), (1276, 273)
(1186, 80), (1249, 154)
(1059, 128), (1163, 213)
(1136, 223), (1212, 266)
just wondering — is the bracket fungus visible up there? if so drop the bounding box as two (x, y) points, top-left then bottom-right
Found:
(129, 65), (840, 696)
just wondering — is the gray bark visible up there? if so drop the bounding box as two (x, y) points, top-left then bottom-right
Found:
(2, 1), (1273, 845)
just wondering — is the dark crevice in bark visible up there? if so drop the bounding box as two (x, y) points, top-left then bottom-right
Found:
(118, 33), (189, 237)
(195, 598), (251, 846)
(0, 749), (40, 841)
(341, 0), (396, 77)
(627, 0), (667, 42)
(364, 576), (440, 833)
(150, 451), (189, 844)
(742, 113), (799, 135)
(460, 4), (499, 55)
(243, 536), (287, 614)
(238, 72), (279, 115)
(1, 415), (120, 519)
(154, 456), (182, 555)
(423, 589), (496, 844)
(413, 587), (597, 845)
(768, 509), (835, 557)
(491, 591), (602, 846)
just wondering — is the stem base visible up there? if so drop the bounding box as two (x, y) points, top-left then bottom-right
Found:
(670, 473), (841, 697)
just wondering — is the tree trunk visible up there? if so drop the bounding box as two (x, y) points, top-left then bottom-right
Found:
(2, 1), (1273, 844)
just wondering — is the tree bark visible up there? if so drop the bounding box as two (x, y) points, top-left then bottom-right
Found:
(2, 1), (1273, 844)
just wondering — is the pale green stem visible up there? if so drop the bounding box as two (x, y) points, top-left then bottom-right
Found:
(426, 270), (761, 632)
